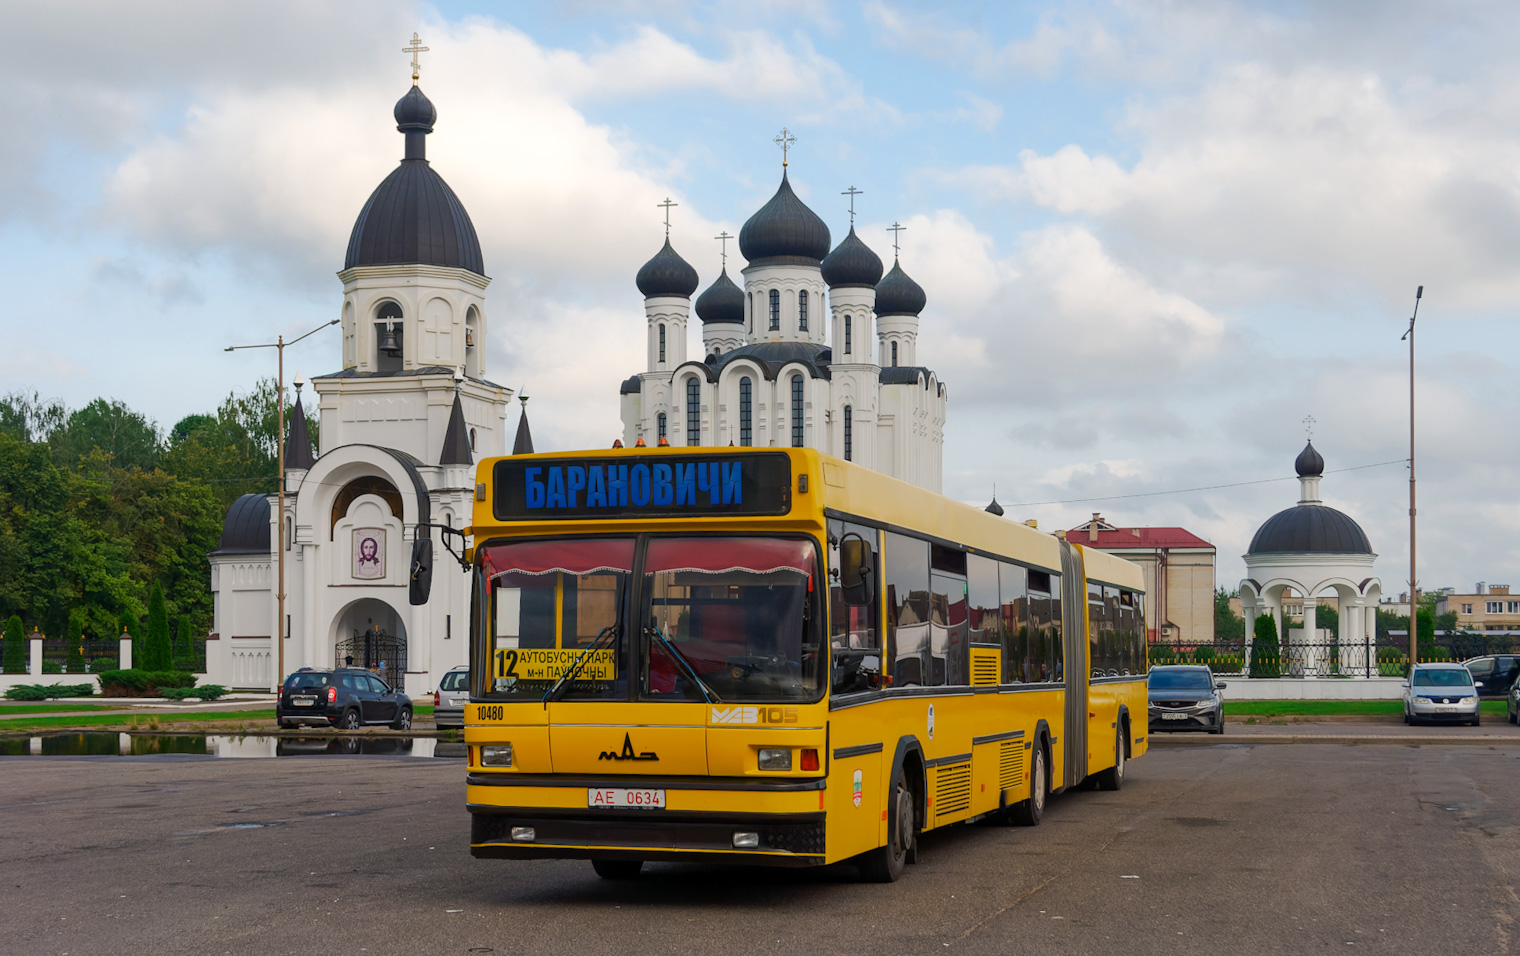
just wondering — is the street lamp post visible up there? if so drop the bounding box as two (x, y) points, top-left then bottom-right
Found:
(1400, 286), (1423, 669)
(226, 319), (339, 692)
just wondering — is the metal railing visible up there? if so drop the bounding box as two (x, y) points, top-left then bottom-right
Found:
(1148, 637), (1446, 678)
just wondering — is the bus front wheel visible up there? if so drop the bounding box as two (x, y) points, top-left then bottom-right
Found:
(1009, 743), (1046, 826)
(859, 781), (914, 883)
(591, 859), (643, 880)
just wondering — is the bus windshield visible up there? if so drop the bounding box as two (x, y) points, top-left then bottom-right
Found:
(483, 537), (634, 700)
(642, 537), (822, 703)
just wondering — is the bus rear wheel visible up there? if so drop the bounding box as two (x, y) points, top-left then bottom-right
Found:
(591, 859), (643, 880)
(859, 781), (914, 883)
(1095, 728), (1125, 791)
(1009, 744), (1046, 826)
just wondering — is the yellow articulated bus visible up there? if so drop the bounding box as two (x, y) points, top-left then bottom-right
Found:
(462, 446), (1148, 881)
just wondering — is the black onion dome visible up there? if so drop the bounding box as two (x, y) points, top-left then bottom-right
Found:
(1295, 440), (1325, 477)
(985, 497), (1005, 517)
(393, 85), (437, 130)
(739, 173), (831, 265)
(695, 268), (745, 324)
(875, 260), (926, 315)
(636, 239), (699, 298)
(344, 85), (485, 275)
(213, 494), (271, 554)
(821, 226), (884, 288)
(1247, 505), (1372, 555)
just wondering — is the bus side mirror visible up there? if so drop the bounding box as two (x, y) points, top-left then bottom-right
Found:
(409, 538), (434, 606)
(839, 537), (875, 607)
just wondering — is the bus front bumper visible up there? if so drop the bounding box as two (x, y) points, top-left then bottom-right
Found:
(467, 773), (827, 866)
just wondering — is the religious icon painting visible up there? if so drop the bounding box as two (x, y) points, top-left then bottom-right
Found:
(353, 528), (386, 580)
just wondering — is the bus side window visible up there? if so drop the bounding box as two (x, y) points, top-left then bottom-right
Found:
(1028, 569), (1060, 682)
(884, 532), (930, 688)
(967, 553), (1000, 681)
(930, 544), (968, 687)
(829, 520), (881, 694)
(997, 561), (1028, 683)
(1088, 581), (1107, 679)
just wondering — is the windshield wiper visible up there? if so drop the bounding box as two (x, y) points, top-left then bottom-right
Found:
(543, 625), (617, 707)
(647, 624), (722, 704)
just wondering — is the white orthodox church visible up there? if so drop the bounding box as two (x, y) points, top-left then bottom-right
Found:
(207, 76), (519, 692)
(619, 166), (948, 491)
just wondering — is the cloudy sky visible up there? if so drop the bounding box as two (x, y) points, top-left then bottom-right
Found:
(5, 1), (1518, 594)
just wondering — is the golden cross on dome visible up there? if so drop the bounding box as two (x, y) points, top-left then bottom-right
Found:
(774, 127), (796, 167)
(657, 198), (678, 239)
(715, 230), (733, 269)
(887, 221), (905, 258)
(1303, 414), (1316, 440)
(403, 32), (429, 84)
(842, 186), (863, 226)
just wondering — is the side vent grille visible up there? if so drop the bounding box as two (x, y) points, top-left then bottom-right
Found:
(999, 740), (1024, 791)
(934, 762), (972, 818)
(970, 647), (1000, 686)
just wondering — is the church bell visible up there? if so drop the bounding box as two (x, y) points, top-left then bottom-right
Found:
(378, 324), (402, 356)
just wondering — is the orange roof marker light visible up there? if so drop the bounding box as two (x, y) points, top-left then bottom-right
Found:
(657, 436), (670, 446)
(611, 439), (623, 448)
(634, 437), (646, 447)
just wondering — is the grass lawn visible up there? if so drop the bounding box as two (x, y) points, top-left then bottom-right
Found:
(0, 704), (119, 715)
(1226, 699), (1507, 717)
(0, 710), (275, 734)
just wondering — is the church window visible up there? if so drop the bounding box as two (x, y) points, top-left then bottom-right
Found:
(844, 315), (852, 354)
(843, 405), (853, 461)
(798, 290), (808, 331)
(658, 323), (666, 363)
(739, 377), (753, 446)
(657, 412), (667, 441)
(890, 341), (898, 367)
(790, 374), (805, 447)
(769, 290), (780, 330)
(686, 378), (701, 446)
(469, 428), (477, 452)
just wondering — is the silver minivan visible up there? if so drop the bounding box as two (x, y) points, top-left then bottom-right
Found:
(434, 666), (470, 729)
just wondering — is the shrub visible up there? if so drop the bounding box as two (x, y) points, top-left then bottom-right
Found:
(65, 612), (85, 673)
(1377, 646), (1408, 677)
(174, 615), (192, 663)
(1420, 645), (1452, 663)
(96, 669), (197, 697)
(1193, 646), (1215, 665)
(142, 584), (171, 671)
(160, 684), (228, 701)
(41, 660), (63, 673)
(88, 657), (118, 672)
(3, 615), (24, 674)
(1249, 613), (1281, 678)
(5, 683), (94, 701)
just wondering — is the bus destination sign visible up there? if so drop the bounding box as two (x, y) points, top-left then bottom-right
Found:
(492, 453), (792, 520)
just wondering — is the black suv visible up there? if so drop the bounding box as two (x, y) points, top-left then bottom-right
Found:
(1462, 655), (1520, 699)
(276, 667), (414, 731)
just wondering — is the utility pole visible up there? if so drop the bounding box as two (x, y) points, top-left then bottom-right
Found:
(227, 319), (338, 691)
(1400, 286), (1423, 669)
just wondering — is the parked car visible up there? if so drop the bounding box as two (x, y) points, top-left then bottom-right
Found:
(433, 666), (470, 729)
(1148, 664), (1226, 734)
(276, 667), (413, 730)
(1461, 655), (1520, 699)
(1507, 678), (1520, 725)
(1402, 663), (1480, 726)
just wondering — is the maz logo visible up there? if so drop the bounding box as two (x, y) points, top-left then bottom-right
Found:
(711, 705), (798, 725)
(599, 732), (658, 762)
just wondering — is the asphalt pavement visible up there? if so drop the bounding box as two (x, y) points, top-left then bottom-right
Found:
(3, 737), (1518, 956)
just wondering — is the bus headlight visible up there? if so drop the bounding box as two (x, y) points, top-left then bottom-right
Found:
(482, 744), (514, 767)
(758, 748), (791, 771)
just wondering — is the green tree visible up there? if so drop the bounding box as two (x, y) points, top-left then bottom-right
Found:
(143, 583), (170, 670)
(121, 610), (142, 646)
(0, 390), (68, 444)
(174, 614), (194, 668)
(1249, 613), (1281, 678)
(1214, 588), (1245, 643)
(50, 398), (161, 472)
(3, 614), (24, 674)
(1416, 608), (1435, 646)
(1314, 604), (1339, 635)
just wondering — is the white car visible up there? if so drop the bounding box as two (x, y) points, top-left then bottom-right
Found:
(433, 666), (470, 729)
(1402, 663), (1481, 726)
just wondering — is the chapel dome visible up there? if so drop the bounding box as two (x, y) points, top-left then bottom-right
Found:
(1247, 505), (1373, 556)
(344, 84), (485, 276)
(875, 260), (926, 316)
(739, 173), (831, 265)
(821, 226), (884, 288)
(635, 239), (700, 298)
(214, 494), (271, 554)
(695, 268), (745, 324)
(1295, 440), (1325, 477)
